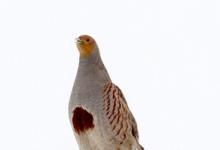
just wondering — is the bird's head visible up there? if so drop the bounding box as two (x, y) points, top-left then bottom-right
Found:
(75, 35), (98, 58)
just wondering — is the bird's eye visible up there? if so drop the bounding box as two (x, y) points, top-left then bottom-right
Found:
(86, 38), (90, 42)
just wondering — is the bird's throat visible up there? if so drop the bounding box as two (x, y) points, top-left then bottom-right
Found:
(78, 46), (94, 58)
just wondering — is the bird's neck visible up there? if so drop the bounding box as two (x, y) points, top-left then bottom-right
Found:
(79, 49), (99, 65)
(77, 50), (111, 83)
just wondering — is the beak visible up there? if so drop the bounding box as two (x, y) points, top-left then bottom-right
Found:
(75, 38), (83, 44)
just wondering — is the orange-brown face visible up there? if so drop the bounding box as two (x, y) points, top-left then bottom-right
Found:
(75, 35), (97, 58)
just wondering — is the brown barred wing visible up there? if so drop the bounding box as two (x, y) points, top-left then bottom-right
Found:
(102, 82), (139, 144)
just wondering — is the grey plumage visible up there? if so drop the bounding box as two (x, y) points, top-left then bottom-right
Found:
(69, 35), (143, 150)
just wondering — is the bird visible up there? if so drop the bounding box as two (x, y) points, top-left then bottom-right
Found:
(69, 35), (144, 150)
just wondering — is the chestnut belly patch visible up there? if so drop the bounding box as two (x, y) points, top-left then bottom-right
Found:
(72, 107), (94, 134)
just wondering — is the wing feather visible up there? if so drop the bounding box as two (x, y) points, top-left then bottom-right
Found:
(103, 82), (139, 144)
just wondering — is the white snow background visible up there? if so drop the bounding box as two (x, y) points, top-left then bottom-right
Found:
(0, 0), (220, 150)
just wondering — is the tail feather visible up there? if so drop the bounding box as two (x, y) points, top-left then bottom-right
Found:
(132, 143), (144, 150)
(140, 144), (144, 150)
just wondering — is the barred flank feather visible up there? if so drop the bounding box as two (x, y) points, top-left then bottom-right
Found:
(103, 83), (144, 149)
